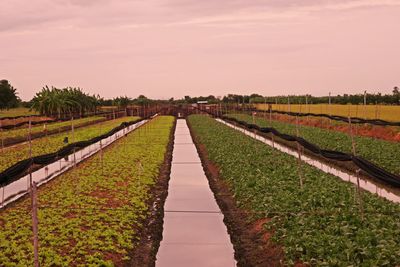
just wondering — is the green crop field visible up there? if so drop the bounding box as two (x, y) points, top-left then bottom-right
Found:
(1, 116), (105, 143)
(0, 117), (139, 173)
(255, 103), (400, 122)
(0, 108), (38, 118)
(227, 114), (400, 175)
(0, 116), (174, 266)
(188, 114), (400, 266)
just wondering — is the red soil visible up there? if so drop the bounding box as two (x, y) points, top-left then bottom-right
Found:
(264, 114), (400, 142)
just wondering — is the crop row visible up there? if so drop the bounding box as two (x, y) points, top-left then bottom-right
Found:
(0, 115), (175, 266)
(0, 107), (37, 118)
(0, 116), (105, 143)
(227, 113), (400, 175)
(0, 117), (139, 173)
(188, 114), (400, 266)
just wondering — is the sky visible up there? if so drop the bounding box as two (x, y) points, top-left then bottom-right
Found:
(1, 0), (400, 101)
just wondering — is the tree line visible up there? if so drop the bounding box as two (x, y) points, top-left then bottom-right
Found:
(180, 88), (400, 105)
(1, 79), (399, 116)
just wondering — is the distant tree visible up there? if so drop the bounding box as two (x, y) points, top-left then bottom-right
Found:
(31, 86), (98, 117)
(393, 86), (400, 104)
(113, 96), (131, 108)
(0, 80), (20, 109)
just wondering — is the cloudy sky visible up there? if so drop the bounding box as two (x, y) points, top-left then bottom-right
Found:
(1, 0), (399, 100)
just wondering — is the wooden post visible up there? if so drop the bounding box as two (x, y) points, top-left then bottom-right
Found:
(269, 106), (272, 126)
(363, 90), (367, 119)
(1, 186), (4, 208)
(355, 169), (364, 220)
(0, 120), (3, 151)
(348, 117), (363, 217)
(263, 97), (267, 120)
(30, 181), (40, 267)
(71, 117), (76, 167)
(328, 92), (331, 116)
(296, 116), (304, 189)
(100, 137), (103, 175)
(348, 117), (356, 156)
(28, 119), (33, 188)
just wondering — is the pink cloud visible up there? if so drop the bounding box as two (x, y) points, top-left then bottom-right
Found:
(0, 0), (399, 100)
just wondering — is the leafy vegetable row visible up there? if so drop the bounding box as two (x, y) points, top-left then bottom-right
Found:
(0, 117), (139, 173)
(227, 114), (400, 175)
(0, 116), (105, 143)
(0, 116), (174, 266)
(188, 115), (400, 266)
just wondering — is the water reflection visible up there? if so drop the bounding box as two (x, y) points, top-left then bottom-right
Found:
(217, 119), (400, 204)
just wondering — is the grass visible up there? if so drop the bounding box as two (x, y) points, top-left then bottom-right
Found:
(226, 113), (400, 175)
(0, 108), (37, 118)
(0, 116), (174, 266)
(255, 103), (400, 122)
(0, 117), (140, 173)
(188, 114), (400, 266)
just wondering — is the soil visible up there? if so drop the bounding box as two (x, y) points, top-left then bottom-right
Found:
(258, 113), (400, 143)
(127, 118), (176, 267)
(187, 119), (285, 267)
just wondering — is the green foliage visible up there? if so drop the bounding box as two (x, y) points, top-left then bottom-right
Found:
(1, 116), (105, 141)
(227, 114), (400, 175)
(188, 115), (400, 266)
(0, 117), (139, 173)
(0, 80), (20, 110)
(0, 116), (174, 266)
(30, 86), (100, 117)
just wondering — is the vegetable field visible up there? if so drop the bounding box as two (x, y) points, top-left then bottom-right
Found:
(255, 103), (400, 122)
(1, 116), (105, 144)
(188, 115), (400, 266)
(0, 117), (139, 173)
(227, 113), (400, 175)
(0, 116), (174, 266)
(0, 108), (38, 118)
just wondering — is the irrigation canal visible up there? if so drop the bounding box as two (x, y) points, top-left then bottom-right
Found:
(156, 119), (236, 266)
(217, 118), (400, 204)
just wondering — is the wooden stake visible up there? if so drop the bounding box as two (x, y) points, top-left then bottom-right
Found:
(27, 119), (33, 189)
(264, 97), (267, 120)
(269, 106), (272, 126)
(296, 116), (304, 188)
(1, 186), (4, 208)
(0, 120), (3, 151)
(30, 181), (39, 267)
(355, 169), (364, 220)
(348, 117), (364, 217)
(71, 117), (76, 168)
(348, 117), (356, 156)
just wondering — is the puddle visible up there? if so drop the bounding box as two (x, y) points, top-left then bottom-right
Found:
(0, 120), (148, 208)
(217, 119), (400, 204)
